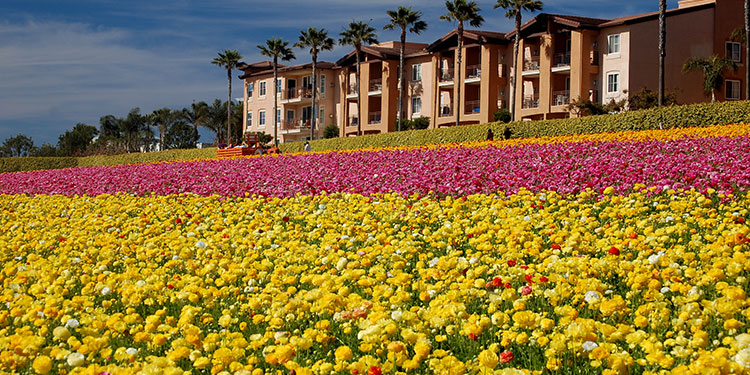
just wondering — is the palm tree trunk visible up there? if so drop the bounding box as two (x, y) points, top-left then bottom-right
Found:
(746, 0), (749, 99)
(227, 68), (232, 144)
(356, 47), (362, 136)
(658, 0), (666, 106)
(273, 57), (279, 146)
(312, 53), (318, 141)
(712, 90), (716, 103)
(398, 27), (406, 131)
(456, 22), (463, 128)
(512, 10), (521, 121)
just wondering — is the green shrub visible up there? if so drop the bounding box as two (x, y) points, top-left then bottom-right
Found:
(77, 148), (216, 167)
(280, 101), (750, 153)
(323, 125), (339, 139)
(494, 109), (511, 123)
(0, 157), (78, 173)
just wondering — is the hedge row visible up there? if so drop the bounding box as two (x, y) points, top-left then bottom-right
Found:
(279, 101), (750, 153)
(0, 148), (217, 174)
(2, 101), (749, 174)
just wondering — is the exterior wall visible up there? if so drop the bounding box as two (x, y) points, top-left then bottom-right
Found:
(713, 0), (746, 100)
(622, 6), (714, 104)
(598, 25), (631, 104)
(404, 55), (434, 121)
(242, 67), (338, 144)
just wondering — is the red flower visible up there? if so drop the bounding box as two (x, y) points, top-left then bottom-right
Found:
(550, 243), (561, 250)
(520, 265), (529, 270)
(351, 371), (358, 375)
(524, 274), (534, 284)
(367, 366), (382, 375)
(608, 247), (620, 255)
(521, 286), (532, 295)
(469, 333), (478, 341)
(282, 216), (290, 222)
(539, 276), (549, 283)
(167, 285), (174, 289)
(736, 217), (745, 223)
(175, 218), (182, 224)
(467, 233), (473, 238)
(492, 277), (503, 288)
(507, 260), (517, 267)
(499, 351), (514, 363)
(503, 282), (513, 289)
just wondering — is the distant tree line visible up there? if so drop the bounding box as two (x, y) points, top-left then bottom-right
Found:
(0, 99), (248, 158)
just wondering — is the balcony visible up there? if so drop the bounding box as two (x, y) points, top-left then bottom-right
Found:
(369, 78), (382, 93)
(347, 84), (357, 98)
(522, 95), (540, 109)
(554, 53), (571, 67)
(283, 88), (312, 102)
(282, 119), (313, 132)
(523, 57), (540, 71)
(552, 90), (570, 106)
(464, 100), (481, 114)
(439, 106), (453, 117)
(440, 69), (454, 82)
(466, 64), (481, 79)
(368, 112), (381, 124)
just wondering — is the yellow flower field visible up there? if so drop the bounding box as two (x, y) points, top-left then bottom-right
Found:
(1, 188), (749, 375)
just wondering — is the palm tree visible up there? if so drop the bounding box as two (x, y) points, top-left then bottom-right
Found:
(295, 28), (335, 141)
(441, 0), (484, 128)
(495, 0), (542, 121)
(658, 0), (666, 106)
(682, 56), (737, 103)
(384, 6), (427, 131)
(258, 38), (296, 146)
(746, 0), (749, 99)
(211, 50), (242, 144)
(150, 108), (179, 151)
(182, 101), (209, 131)
(340, 21), (379, 136)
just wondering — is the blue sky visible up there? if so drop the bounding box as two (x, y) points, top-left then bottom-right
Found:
(0, 0), (678, 145)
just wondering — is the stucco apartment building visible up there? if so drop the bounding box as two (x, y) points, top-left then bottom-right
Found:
(240, 0), (745, 142)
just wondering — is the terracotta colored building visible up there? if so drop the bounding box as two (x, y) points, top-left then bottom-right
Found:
(240, 0), (745, 142)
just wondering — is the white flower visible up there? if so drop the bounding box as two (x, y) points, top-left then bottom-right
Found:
(136, 280), (146, 288)
(274, 331), (288, 341)
(648, 251), (665, 265)
(65, 318), (80, 328)
(734, 348), (750, 368)
(67, 352), (85, 366)
(584, 291), (600, 304)
(125, 347), (138, 356)
(660, 286), (671, 294)
(429, 258), (440, 267)
(357, 250), (366, 256)
(336, 257), (348, 271)
(582, 341), (598, 351)
(469, 257), (479, 265)
(244, 286), (255, 293)
(391, 310), (403, 321)
(195, 240), (208, 249)
(101, 287), (111, 296)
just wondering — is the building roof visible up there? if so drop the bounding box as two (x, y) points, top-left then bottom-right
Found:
(336, 43), (427, 66)
(426, 29), (508, 52)
(506, 13), (610, 38)
(239, 61), (336, 79)
(598, 1), (714, 27)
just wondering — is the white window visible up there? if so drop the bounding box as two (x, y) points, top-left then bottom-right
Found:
(277, 78), (282, 93)
(259, 110), (266, 126)
(411, 97), (422, 114)
(726, 42), (742, 63)
(247, 112), (252, 127)
(726, 80), (741, 100)
(319, 106), (325, 122)
(276, 109), (281, 123)
(608, 34), (620, 54)
(320, 75), (326, 95)
(247, 82), (253, 97)
(412, 64), (422, 81)
(259, 81), (267, 96)
(607, 73), (619, 93)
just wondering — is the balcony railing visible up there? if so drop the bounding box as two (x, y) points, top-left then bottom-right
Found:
(282, 119), (314, 130)
(369, 78), (383, 92)
(522, 95), (540, 109)
(368, 112), (381, 124)
(552, 90), (570, 106)
(554, 53), (571, 67)
(283, 88), (313, 100)
(466, 64), (481, 79)
(464, 100), (481, 114)
(440, 69), (454, 82)
(348, 117), (359, 126)
(524, 57), (540, 71)
(439, 106), (453, 117)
